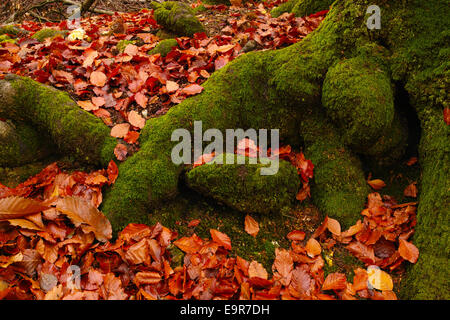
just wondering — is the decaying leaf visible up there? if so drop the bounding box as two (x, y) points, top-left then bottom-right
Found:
(244, 215), (259, 237)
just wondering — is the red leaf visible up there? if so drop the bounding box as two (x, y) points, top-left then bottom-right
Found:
(90, 71), (107, 87)
(286, 230), (305, 241)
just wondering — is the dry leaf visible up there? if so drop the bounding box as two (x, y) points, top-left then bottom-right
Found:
(305, 238), (321, 257)
(248, 261), (268, 279)
(403, 182), (418, 198)
(244, 215), (259, 237)
(0, 197), (49, 220)
(367, 179), (386, 190)
(398, 239), (419, 263)
(367, 266), (393, 291)
(322, 272), (347, 291)
(210, 229), (232, 250)
(326, 217), (341, 236)
(55, 197), (112, 242)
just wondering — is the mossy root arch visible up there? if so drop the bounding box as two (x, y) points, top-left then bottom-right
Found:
(0, 0), (448, 299)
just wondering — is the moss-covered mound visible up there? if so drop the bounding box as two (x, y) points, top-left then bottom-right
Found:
(0, 120), (53, 167)
(322, 57), (395, 149)
(271, 0), (334, 18)
(0, 25), (27, 37)
(0, 75), (116, 166)
(149, 38), (179, 57)
(31, 28), (66, 42)
(151, 1), (205, 37)
(186, 153), (300, 214)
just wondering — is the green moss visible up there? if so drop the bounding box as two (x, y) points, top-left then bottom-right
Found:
(193, 4), (208, 14)
(0, 76), (115, 167)
(322, 57), (395, 149)
(148, 38), (179, 57)
(322, 245), (365, 282)
(0, 120), (53, 167)
(0, 25), (25, 37)
(0, 35), (15, 44)
(186, 153), (300, 215)
(300, 111), (369, 228)
(0, 161), (52, 187)
(31, 28), (66, 42)
(152, 1), (205, 37)
(271, 0), (334, 18)
(116, 40), (137, 53)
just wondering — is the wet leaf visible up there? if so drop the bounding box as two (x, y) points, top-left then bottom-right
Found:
(210, 229), (232, 250)
(398, 239), (419, 263)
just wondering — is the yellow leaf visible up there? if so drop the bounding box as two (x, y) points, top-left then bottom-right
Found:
(367, 266), (393, 291)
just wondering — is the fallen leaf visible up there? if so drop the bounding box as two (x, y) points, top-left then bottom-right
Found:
(367, 266), (393, 291)
(210, 229), (232, 250)
(0, 197), (49, 220)
(55, 197), (112, 242)
(273, 248), (293, 286)
(368, 179), (386, 190)
(128, 111), (146, 129)
(326, 217), (341, 236)
(286, 230), (305, 241)
(244, 215), (259, 237)
(398, 239), (419, 263)
(403, 182), (418, 198)
(305, 238), (321, 257)
(173, 234), (203, 253)
(110, 123), (130, 138)
(322, 272), (347, 291)
(90, 71), (107, 87)
(248, 261), (268, 279)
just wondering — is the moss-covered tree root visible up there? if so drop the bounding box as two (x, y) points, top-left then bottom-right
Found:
(0, 75), (116, 166)
(150, 1), (205, 37)
(0, 120), (53, 167)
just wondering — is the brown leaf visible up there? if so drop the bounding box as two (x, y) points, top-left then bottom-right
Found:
(248, 261), (268, 279)
(322, 272), (347, 291)
(114, 143), (128, 161)
(55, 197), (112, 242)
(166, 80), (180, 93)
(0, 197), (49, 220)
(398, 239), (419, 263)
(210, 229), (232, 250)
(182, 84), (204, 96)
(346, 241), (375, 264)
(403, 182), (418, 198)
(352, 268), (368, 291)
(244, 215), (259, 237)
(326, 217), (341, 236)
(273, 248), (293, 286)
(77, 100), (98, 111)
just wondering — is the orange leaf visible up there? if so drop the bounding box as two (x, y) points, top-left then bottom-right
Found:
(166, 80), (180, 93)
(403, 182), (418, 198)
(111, 123), (130, 138)
(0, 197), (50, 220)
(210, 229), (231, 250)
(244, 215), (259, 237)
(77, 100), (98, 111)
(367, 266), (393, 291)
(367, 179), (386, 190)
(352, 268), (368, 291)
(173, 234), (203, 253)
(182, 84), (204, 96)
(326, 217), (341, 236)
(398, 239), (419, 263)
(322, 272), (347, 291)
(305, 238), (321, 257)
(90, 71), (107, 87)
(55, 197), (112, 242)
(248, 261), (268, 279)
(128, 111), (146, 129)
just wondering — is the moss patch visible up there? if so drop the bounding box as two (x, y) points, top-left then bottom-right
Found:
(151, 1), (205, 37)
(186, 153), (300, 215)
(31, 28), (66, 42)
(148, 38), (179, 57)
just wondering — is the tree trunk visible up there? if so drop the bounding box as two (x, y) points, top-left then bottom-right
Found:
(0, 0), (447, 299)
